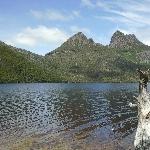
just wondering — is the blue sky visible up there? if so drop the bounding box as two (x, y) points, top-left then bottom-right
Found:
(0, 0), (150, 55)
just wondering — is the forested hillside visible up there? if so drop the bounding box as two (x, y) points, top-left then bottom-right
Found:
(46, 31), (150, 82)
(0, 41), (62, 83)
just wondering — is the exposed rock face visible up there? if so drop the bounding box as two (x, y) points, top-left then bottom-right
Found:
(63, 32), (102, 47)
(137, 51), (150, 63)
(109, 30), (143, 49)
(66, 32), (88, 45)
(46, 32), (103, 57)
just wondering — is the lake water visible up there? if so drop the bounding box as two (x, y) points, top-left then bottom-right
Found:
(0, 83), (145, 150)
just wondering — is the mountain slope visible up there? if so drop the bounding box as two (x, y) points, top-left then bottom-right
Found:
(46, 31), (150, 82)
(0, 42), (62, 83)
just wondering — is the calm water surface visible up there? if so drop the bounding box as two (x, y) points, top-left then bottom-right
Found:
(0, 83), (146, 149)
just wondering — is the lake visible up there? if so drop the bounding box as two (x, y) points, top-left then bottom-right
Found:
(0, 83), (144, 150)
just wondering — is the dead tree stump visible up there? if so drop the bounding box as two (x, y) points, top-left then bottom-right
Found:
(134, 69), (150, 149)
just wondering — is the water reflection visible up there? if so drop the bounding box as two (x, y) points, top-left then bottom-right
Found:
(0, 83), (140, 148)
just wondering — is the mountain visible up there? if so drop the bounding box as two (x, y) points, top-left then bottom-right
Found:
(46, 31), (150, 82)
(46, 32), (102, 56)
(0, 42), (62, 83)
(109, 30), (144, 48)
(1, 30), (150, 83)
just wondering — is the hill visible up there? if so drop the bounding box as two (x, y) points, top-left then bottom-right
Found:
(0, 41), (62, 83)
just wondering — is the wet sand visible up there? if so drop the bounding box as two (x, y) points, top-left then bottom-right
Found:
(1, 131), (135, 150)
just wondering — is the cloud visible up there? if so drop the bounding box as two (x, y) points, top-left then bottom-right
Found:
(82, 0), (150, 27)
(95, 0), (150, 27)
(95, 15), (143, 28)
(5, 25), (70, 48)
(31, 9), (80, 21)
(72, 10), (81, 18)
(81, 0), (95, 8)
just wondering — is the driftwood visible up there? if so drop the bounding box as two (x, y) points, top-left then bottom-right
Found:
(134, 69), (150, 149)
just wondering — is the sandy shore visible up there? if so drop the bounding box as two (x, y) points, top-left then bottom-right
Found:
(0, 131), (135, 150)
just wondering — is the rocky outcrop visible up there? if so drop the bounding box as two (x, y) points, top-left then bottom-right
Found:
(66, 32), (88, 46)
(62, 32), (103, 47)
(137, 51), (150, 63)
(109, 30), (143, 49)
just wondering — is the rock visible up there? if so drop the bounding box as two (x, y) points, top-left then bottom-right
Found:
(61, 32), (103, 48)
(137, 51), (150, 63)
(109, 30), (143, 49)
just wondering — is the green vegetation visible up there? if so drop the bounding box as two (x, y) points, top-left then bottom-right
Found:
(0, 42), (63, 83)
(46, 32), (150, 83)
(1, 31), (150, 83)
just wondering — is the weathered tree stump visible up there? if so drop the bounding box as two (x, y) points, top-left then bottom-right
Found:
(134, 69), (150, 149)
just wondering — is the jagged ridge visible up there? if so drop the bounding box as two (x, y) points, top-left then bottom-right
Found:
(62, 32), (102, 47)
(109, 30), (144, 49)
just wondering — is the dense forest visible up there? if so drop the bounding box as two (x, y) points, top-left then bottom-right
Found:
(0, 42), (62, 83)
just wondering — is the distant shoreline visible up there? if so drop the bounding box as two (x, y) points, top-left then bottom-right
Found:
(0, 81), (140, 84)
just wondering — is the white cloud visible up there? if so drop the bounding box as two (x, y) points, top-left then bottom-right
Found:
(96, 0), (150, 27)
(81, 0), (95, 8)
(6, 25), (70, 47)
(95, 15), (143, 28)
(82, 0), (150, 27)
(31, 9), (80, 21)
(72, 10), (81, 18)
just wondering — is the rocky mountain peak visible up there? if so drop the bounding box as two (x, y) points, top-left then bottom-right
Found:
(127, 34), (138, 41)
(113, 30), (124, 36)
(64, 32), (98, 47)
(69, 32), (88, 41)
(109, 30), (143, 48)
(65, 32), (88, 46)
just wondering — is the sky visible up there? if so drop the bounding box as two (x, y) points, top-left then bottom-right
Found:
(0, 0), (150, 55)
